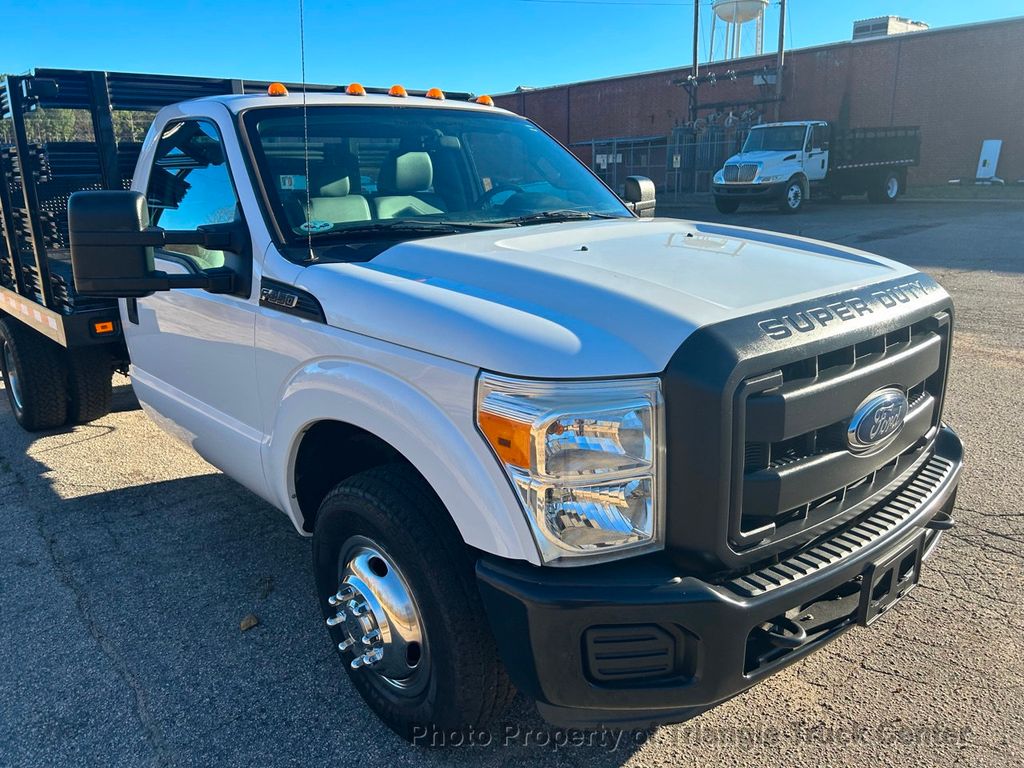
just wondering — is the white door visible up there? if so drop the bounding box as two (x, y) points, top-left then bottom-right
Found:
(123, 118), (266, 497)
(976, 140), (1002, 180)
(804, 123), (830, 182)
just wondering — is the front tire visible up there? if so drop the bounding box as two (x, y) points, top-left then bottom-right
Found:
(312, 464), (515, 741)
(779, 177), (805, 214)
(714, 196), (740, 214)
(0, 318), (69, 431)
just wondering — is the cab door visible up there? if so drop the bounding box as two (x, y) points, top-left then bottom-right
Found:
(804, 123), (830, 182)
(123, 118), (266, 497)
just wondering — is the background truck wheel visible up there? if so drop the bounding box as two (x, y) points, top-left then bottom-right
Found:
(779, 178), (805, 214)
(0, 318), (69, 431)
(66, 346), (113, 424)
(312, 464), (515, 742)
(714, 196), (740, 214)
(868, 171), (901, 203)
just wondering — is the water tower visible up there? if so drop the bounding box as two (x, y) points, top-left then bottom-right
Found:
(709, 0), (769, 61)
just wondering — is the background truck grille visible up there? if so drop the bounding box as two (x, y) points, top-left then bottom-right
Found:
(722, 163), (758, 183)
(730, 313), (951, 550)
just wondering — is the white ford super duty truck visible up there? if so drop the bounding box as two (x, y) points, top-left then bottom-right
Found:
(1, 71), (961, 741)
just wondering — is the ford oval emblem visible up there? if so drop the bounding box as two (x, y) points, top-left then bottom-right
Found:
(847, 387), (909, 455)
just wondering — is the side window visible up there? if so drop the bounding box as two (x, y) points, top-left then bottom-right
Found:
(812, 124), (829, 150)
(146, 120), (240, 269)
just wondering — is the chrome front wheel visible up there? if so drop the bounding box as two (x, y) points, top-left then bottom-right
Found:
(312, 465), (515, 741)
(326, 535), (430, 696)
(780, 179), (805, 213)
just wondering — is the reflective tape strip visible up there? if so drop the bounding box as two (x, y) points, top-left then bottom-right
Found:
(0, 285), (68, 346)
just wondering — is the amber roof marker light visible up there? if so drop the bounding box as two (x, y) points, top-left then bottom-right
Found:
(267, 82), (289, 97)
(388, 84), (408, 97)
(346, 82), (367, 96)
(425, 87), (446, 100)
(474, 95), (495, 107)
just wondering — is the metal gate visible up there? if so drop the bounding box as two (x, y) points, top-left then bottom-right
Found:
(576, 126), (750, 202)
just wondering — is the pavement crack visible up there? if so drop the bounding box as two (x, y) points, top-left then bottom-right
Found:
(33, 505), (173, 768)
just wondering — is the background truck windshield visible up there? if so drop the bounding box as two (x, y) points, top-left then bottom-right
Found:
(742, 125), (808, 152)
(243, 106), (630, 241)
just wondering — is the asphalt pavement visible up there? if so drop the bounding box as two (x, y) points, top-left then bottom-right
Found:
(1, 198), (1021, 767)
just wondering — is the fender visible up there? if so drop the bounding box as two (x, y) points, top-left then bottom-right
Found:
(262, 355), (542, 564)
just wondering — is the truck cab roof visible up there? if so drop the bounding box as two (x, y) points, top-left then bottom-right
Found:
(179, 91), (510, 115)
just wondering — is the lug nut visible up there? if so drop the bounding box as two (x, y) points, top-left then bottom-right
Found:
(326, 612), (346, 627)
(350, 647), (384, 669)
(328, 586), (355, 606)
(350, 601), (369, 616)
(337, 638), (355, 651)
(361, 629), (381, 645)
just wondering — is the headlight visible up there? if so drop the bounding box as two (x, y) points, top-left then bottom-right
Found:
(477, 374), (664, 565)
(757, 174), (784, 184)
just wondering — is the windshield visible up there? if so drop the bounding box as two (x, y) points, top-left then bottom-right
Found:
(243, 106), (631, 245)
(741, 125), (808, 153)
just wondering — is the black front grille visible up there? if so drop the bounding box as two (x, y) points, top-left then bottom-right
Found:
(661, 273), (955, 574)
(731, 313), (951, 550)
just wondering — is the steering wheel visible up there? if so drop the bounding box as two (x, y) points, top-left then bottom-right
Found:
(473, 183), (524, 210)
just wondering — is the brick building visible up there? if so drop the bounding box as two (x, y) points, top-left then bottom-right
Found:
(494, 16), (1024, 187)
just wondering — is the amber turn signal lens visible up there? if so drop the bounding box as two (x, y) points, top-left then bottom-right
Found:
(425, 87), (445, 100)
(478, 411), (531, 469)
(388, 84), (408, 97)
(346, 82), (367, 96)
(474, 94), (495, 107)
(92, 320), (115, 335)
(267, 82), (289, 97)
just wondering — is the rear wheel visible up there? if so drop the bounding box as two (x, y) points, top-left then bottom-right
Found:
(868, 171), (901, 203)
(0, 318), (69, 431)
(66, 346), (113, 424)
(714, 196), (740, 214)
(779, 178), (805, 214)
(312, 464), (515, 742)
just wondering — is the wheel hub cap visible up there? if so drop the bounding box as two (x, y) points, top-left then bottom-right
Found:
(788, 185), (802, 207)
(2, 340), (22, 411)
(886, 177), (899, 197)
(326, 538), (427, 693)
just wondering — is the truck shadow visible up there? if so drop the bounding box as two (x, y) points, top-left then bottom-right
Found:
(0, 411), (648, 767)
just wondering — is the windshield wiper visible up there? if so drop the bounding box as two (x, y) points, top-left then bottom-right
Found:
(496, 210), (621, 226)
(304, 219), (508, 239)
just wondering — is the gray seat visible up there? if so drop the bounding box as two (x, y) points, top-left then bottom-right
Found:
(308, 150), (371, 225)
(373, 151), (447, 219)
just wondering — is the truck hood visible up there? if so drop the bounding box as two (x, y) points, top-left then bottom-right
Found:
(297, 218), (916, 378)
(725, 150), (795, 165)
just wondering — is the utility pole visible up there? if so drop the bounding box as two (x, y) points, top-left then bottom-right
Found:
(689, 0), (700, 122)
(773, 0), (787, 120)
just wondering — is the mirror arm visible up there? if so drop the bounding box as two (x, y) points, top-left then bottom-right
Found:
(90, 269), (235, 295)
(71, 226), (240, 250)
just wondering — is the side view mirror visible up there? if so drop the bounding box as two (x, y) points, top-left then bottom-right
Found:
(69, 190), (245, 298)
(623, 176), (656, 218)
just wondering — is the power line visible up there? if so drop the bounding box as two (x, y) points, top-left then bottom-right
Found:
(513, 0), (698, 7)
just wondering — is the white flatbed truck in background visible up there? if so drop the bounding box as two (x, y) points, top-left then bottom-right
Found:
(2, 69), (960, 740)
(712, 120), (921, 213)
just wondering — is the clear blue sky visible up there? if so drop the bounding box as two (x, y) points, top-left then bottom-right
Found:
(3, 1), (1020, 94)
